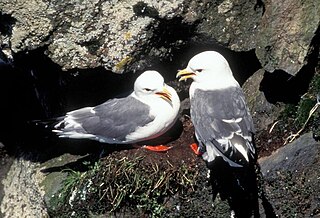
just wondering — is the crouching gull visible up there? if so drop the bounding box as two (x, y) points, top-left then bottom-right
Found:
(177, 51), (260, 217)
(53, 70), (180, 151)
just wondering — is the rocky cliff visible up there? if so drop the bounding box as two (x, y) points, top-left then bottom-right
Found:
(0, 0), (319, 217)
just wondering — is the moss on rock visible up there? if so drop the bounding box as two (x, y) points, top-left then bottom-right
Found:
(47, 152), (202, 217)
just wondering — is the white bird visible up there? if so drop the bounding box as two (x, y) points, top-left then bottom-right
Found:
(53, 70), (180, 151)
(176, 51), (255, 167)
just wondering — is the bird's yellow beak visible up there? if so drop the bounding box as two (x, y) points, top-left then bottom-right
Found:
(156, 86), (172, 102)
(176, 68), (196, 82)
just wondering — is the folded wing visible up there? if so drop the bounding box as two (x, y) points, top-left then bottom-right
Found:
(191, 87), (255, 167)
(54, 96), (154, 144)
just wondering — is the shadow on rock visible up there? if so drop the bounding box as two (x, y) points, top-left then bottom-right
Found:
(208, 157), (277, 218)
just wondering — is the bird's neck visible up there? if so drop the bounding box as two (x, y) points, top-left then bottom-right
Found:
(131, 92), (165, 108)
(194, 75), (239, 89)
(190, 76), (239, 98)
(131, 92), (148, 104)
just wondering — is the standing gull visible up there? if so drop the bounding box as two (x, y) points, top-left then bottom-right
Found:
(176, 51), (255, 166)
(177, 51), (259, 217)
(53, 70), (180, 151)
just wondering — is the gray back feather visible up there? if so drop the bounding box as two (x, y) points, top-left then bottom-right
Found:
(69, 96), (154, 143)
(191, 87), (255, 166)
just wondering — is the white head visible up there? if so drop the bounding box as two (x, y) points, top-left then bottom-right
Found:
(176, 51), (237, 88)
(134, 70), (172, 103)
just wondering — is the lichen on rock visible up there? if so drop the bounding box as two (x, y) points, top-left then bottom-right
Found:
(0, 0), (52, 53)
(0, 158), (48, 218)
(255, 0), (320, 75)
(195, 0), (264, 51)
(0, 0), (186, 73)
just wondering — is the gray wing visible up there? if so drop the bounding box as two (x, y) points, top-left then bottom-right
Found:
(56, 96), (154, 143)
(191, 87), (255, 167)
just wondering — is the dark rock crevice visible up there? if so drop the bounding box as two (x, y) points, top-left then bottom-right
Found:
(128, 16), (198, 75)
(0, 47), (137, 162)
(0, 13), (15, 36)
(260, 26), (320, 104)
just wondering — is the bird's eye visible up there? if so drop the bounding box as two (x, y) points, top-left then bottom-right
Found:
(144, 88), (152, 92)
(196, 69), (203, 72)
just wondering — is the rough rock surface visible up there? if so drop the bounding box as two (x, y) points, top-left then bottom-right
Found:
(0, 158), (48, 218)
(1, 0), (318, 76)
(0, 0), (52, 53)
(193, 0), (263, 51)
(40, 153), (87, 206)
(242, 69), (284, 132)
(255, 0), (320, 75)
(0, 0), (186, 73)
(259, 133), (320, 217)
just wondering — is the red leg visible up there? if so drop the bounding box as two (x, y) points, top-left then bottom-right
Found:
(190, 143), (201, 156)
(143, 145), (172, 152)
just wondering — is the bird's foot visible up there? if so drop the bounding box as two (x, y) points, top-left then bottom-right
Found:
(143, 145), (172, 152)
(190, 143), (202, 156)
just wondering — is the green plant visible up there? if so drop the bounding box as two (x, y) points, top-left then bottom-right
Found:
(48, 154), (199, 217)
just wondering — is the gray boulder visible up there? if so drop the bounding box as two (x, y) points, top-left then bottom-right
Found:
(259, 133), (320, 217)
(0, 0), (186, 73)
(193, 0), (263, 51)
(255, 0), (320, 75)
(1, 0), (318, 76)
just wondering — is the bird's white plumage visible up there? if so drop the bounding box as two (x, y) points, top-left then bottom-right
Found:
(53, 70), (180, 144)
(187, 51), (239, 97)
(177, 51), (255, 167)
(126, 82), (180, 142)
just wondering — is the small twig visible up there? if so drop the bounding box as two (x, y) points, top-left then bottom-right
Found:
(284, 95), (320, 144)
(166, 160), (173, 168)
(269, 120), (280, 134)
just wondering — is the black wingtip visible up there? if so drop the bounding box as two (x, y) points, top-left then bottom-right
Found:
(28, 116), (64, 129)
